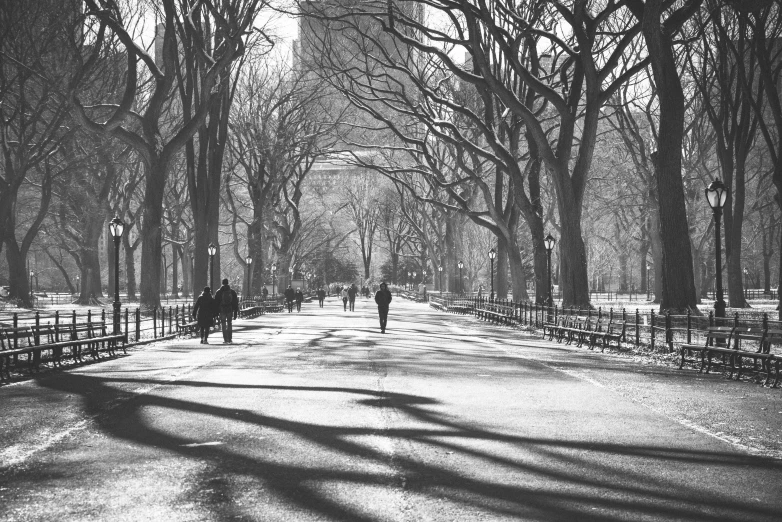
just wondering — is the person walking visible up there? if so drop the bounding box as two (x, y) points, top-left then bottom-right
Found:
(348, 283), (357, 312)
(214, 278), (239, 344)
(262, 287), (268, 301)
(341, 286), (348, 311)
(192, 287), (216, 344)
(317, 286), (326, 308)
(284, 284), (295, 313)
(295, 288), (304, 312)
(374, 282), (392, 333)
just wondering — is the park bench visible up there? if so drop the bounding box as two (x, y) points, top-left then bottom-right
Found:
(0, 321), (124, 383)
(589, 316), (627, 352)
(543, 310), (572, 342)
(732, 328), (782, 386)
(476, 302), (514, 326)
(177, 318), (200, 338)
(678, 326), (734, 372)
(557, 315), (590, 346)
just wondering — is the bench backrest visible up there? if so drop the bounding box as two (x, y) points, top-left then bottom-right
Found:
(703, 326), (735, 348)
(762, 328), (782, 355)
(732, 327), (766, 353)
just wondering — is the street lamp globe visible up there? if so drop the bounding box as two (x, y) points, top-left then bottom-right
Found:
(246, 256), (253, 265)
(544, 234), (556, 252)
(438, 266), (443, 272)
(109, 216), (125, 238)
(208, 243), (217, 256)
(271, 263), (277, 272)
(488, 248), (496, 260)
(458, 261), (463, 269)
(705, 178), (728, 210)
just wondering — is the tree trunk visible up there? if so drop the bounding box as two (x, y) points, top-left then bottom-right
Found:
(77, 216), (105, 303)
(641, 3), (699, 313)
(123, 233), (138, 300)
(249, 205), (264, 295)
(639, 237), (650, 295)
(4, 242), (31, 307)
(138, 159), (166, 308)
(496, 236), (508, 300)
(558, 209), (590, 308)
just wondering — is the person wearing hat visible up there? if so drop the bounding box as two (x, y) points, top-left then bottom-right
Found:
(374, 281), (392, 333)
(192, 286), (215, 344)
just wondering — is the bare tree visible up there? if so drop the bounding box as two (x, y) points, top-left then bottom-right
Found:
(68, 0), (262, 307)
(0, 0), (80, 305)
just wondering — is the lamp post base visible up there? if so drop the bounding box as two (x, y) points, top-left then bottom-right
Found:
(714, 299), (726, 322)
(113, 301), (122, 335)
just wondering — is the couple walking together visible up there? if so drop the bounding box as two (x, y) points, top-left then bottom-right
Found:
(192, 279), (239, 344)
(342, 284), (358, 311)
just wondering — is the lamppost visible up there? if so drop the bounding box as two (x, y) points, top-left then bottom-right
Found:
(743, 267), (749, 299)
(245, 255), (253, 298)
(488, 248), (496, 300)
(289, 266), (294, 288)
(76, 274), (80, 295)
(544, 234), (556, 307)
(706, 178), (728, 319)
(413, 271), (417, 291)
(271, 263), (277, 297)
(458, 261), (463, 294)
(29, 270), (34, 304)
(208, 243), (217, 290)
(646, 263), (651, 301)
(438, 265), (443, 295)
(109, 216), (125, 335)
(407, 271), (411, 290)
(422, 270), (427, 285)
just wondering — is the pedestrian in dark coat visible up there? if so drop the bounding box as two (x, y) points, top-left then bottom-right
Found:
(317, 287), (326, 308)
(341, 287), (348, 311)
(213, 278), (239, 344)
(374, 282), (392, 333)
(284, 285), (295, 313)
(348, 284), (357, 311)
(192, 287), (216, 344)
(295, 288), (304, 312)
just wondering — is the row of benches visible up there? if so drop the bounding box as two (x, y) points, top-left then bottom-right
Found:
(542, 313), (628, 352)
(469, 303), (782, 387)
(0, 322), (125, 383)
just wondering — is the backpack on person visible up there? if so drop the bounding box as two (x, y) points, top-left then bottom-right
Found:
(221, 288), (233, 309)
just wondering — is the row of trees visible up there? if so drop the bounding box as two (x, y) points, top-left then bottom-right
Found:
(290, 0), (782, 315)
(2, 0), (781, 317)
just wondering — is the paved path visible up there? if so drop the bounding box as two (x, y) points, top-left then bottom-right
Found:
(1, 297), (781, 521)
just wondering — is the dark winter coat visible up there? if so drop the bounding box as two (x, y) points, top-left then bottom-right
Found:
(348, 286), (357, 300)
(284, 287), (295, 302)
(193, 294), (216, 327)
(317, 289), (326, 300)
(295, 290), (304, 303)
(374, 289), (392, 309)
(214, 285), (239, 318)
